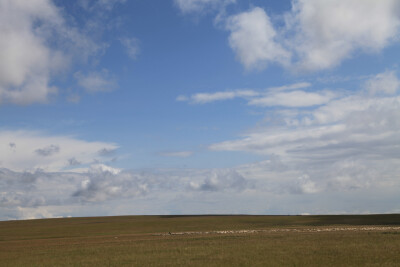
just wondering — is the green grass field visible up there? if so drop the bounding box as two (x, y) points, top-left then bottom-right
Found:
(1, 214), (400, 266)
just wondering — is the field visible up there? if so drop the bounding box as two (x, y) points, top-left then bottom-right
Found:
(1, 214), (400, 266)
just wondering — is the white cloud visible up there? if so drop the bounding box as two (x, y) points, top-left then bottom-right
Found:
(178, 82), (334, 108)
(160, 151), (194, 158)
(215, 1), (400, 72)
(289, 0), (400, 71)
(208, 71), (400, 196)
(0, 168), (84, 219)
(0, 166), (254, 220)
(209, 123), (348, 156)
(178, 89), (258, 104)
(120, 37), (140, 60)
(226, 7), (290, 70)
(177, 1), (400, 72)
(70, 168), (250, 204)
(75, 70), (117, 92)
(1, 141), (399, 220)
(188, 169), (248, 192)
(0, 130), (118, 172)
(210, 93), (400, 160)
(365, 70), (400, 95)
(72, 167), (146, 203)
(179, 74), (397, 201)
(35, 144), (60, 157)
(174, 0), (235, 14)
(0, 0), (124, 105)
(268, 82), (311, 92)
(292, 175), (320, 194)
(193, 91), (237, 102)
(89, 163), (121, 175)
(248, 90), (335, 107)
(0, 0), (65, 105)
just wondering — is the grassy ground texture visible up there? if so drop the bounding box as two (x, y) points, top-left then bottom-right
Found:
(1, 214), (400, 266)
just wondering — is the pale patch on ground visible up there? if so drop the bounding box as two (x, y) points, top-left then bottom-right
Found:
(156, 226), (400, 236)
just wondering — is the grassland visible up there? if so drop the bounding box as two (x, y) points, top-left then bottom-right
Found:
(1, 214), (400, 266)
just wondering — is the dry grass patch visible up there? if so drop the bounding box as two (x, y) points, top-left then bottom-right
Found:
(1, 214), (399, 266)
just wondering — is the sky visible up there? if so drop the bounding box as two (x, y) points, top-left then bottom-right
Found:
(1, 0), (400, 220)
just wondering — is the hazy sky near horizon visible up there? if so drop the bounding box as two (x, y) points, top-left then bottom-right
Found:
(1, 0), (400, 220)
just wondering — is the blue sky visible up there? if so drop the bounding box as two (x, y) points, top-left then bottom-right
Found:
(1, 0), (400, 220)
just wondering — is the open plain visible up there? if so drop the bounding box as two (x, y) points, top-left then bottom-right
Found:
(1, 214), (400, 266)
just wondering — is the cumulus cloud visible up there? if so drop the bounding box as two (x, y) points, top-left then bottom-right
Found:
(0, 0), (126, 105)
(0, 168), (79, 211)
(4, 157), (397, 220)
(0, 0), (64, 105)
(176, 1), (400, 72)
(204, 1), (400, 72)
(72, 166), (147, 202)
(0, 130), (118, 172)
(1, 134), (399, 220)
(72, 167), (252, 203)
(226, 7), (290, 70)
(289, 0), (400, 71)
(0, 157), (254, 219)
(0, 164), (254, 220)
(0, 0), (110, 105)
(188, 169), (248, 192)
